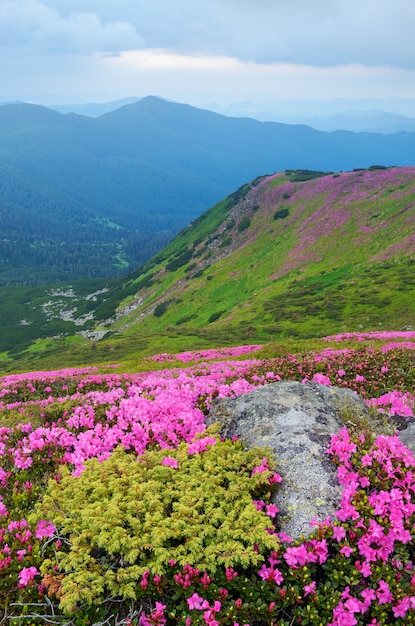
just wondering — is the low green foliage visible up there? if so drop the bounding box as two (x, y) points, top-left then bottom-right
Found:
(175, 313), (198, 325)
(153, 302), (169, 317)
(208, 310), (227, 323)
(237, 216), (251, 232)
(220, 235), (232, 248)
(285, 169), (332, 181)
(273, 208), (289, 220)
(166, 249), (194, 272)
(35, 434), (279, 617)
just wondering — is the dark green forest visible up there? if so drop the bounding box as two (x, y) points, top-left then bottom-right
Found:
(0, 164), (173, 285)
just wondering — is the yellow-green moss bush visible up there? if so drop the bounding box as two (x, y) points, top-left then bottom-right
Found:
(35, 432), (280, 615)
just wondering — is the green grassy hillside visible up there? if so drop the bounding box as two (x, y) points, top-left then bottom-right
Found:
(3, 165), (415, 372)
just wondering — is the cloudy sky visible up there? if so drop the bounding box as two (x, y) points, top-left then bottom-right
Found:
(1, 0), (415, 111)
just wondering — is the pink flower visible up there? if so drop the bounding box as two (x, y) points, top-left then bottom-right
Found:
(332, 525), (346, 541)
(283, 544), (313, 568)
(200, 572), (212, 587)
(311, 538), (329, 563)
(392, 597), (411, 618)
(304, 581), (316, 596)
(269, 472), (283, 484)
(18, 566), (40, 587)
(251, 458), (270, 474)
(17, 549), (26, 561)
(361, 454), (373, 467)
(187, 437), (216, 455)
(360, 562), (372, 578)
(265, 503), (279, 518)
(35, 519), (56, 539)
(376, 580), (393, 605)
(360, 588), (376, 609)
(225, 567), (238, 581)
(257, 563), (284, 584)
(340, 545), (354, 557)
(162, 456), (178, 469)
(312, 373), (332, 386)
(140, 570), (150, 589)
(187, 593), (206, 610)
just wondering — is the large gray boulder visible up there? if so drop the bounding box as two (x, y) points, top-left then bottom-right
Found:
(207, 381), (369, 540)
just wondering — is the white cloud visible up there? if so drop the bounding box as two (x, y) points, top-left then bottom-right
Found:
(4, 0), (415, 68)
(0, 0), (144, 54)
(97, 50), (415, 102)
(39, 0), (415, 69)
(1, 0), (415, 106)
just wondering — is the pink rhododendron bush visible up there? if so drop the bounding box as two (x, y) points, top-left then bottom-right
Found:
(0, 332), (414, 625)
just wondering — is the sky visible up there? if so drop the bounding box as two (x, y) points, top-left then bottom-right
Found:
(1, 0), (415, 114)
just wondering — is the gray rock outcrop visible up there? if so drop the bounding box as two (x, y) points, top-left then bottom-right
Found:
(391, 415), (415, 454)
(207, 381), (371, 540)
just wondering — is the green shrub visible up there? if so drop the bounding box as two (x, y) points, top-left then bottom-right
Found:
(220, 235), (232, 248)
(153, 302), (168, 317)
(35, 436), (279, 617)
(191, 269), (205, 279)
(285, 169), (331, 182)
(208, 310), (226, 323)
(175, 313), (198, 325)
(273, 208), (289, 220)
(165, 249), (193, 272)
(237, 217), (251, 232)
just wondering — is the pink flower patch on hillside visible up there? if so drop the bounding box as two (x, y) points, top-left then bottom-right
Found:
(149, 344), (263, 363)
(366, 390), (414, 417)
(324, 330), (415, 342)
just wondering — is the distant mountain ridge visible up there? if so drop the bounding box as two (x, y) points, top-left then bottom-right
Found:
(208, 105), (415, 134)
(38, 96), (415, 133)
(48, 97), (142, 117)
(1, 96), (415, 286)
(2, 165), (415, 371)
(206, 97), (415, 133)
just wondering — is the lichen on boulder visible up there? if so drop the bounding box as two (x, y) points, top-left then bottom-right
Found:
(207, 380), (370, 539)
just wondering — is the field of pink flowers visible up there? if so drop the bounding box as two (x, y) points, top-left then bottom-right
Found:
(0, 332), (415, 625)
